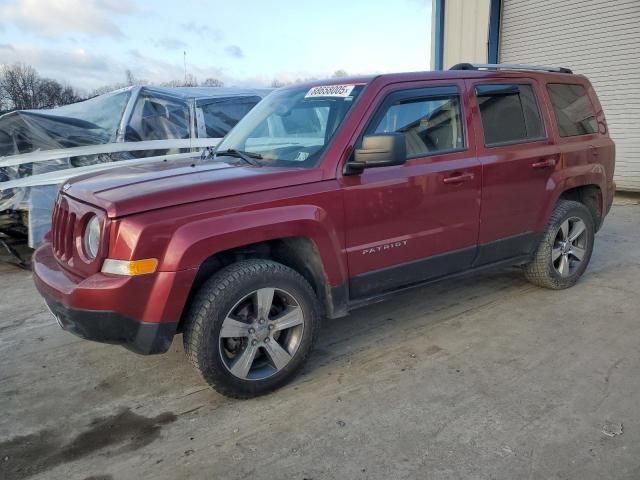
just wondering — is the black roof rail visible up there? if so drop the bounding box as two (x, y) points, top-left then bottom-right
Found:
(450, 63), (573, 74)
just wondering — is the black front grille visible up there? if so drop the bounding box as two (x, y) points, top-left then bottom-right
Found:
(51, 200), (76, 260)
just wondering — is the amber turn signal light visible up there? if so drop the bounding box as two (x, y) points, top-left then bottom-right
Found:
(101, 258), (158, 276)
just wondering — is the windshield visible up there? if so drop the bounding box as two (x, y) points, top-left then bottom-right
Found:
(215, 83), (365, 168)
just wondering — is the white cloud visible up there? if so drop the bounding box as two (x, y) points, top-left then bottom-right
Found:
(180, 22), (223, 42)
(155, 37), (188, 51)
(0, 0), (137, 37)
(0, 43), (242, 90)
(0, 44), (113, 89)
(224, 45), (244, 59)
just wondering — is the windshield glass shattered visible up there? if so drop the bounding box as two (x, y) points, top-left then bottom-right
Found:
(215, 84), (365, 168)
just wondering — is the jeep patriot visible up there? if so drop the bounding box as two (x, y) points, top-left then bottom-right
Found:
(32, 64), (616, 398)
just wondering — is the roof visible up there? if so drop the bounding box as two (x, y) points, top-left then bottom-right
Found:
(282, 68), (583, 91)
(138, 85), (272, 100)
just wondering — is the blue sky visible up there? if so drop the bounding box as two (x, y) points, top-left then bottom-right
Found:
(0, 0), (432, 91)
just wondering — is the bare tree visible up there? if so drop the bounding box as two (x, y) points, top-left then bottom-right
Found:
(125, 69), (137, 86)
(0, 63), (81, 111)
(160, 79), (185, 88)
(0, 63), (40, 110)
(202, 78), (224, 87)
(160, 73), (199, 88)
(183, 73), (198, 87)
(44, 80), (79, 107)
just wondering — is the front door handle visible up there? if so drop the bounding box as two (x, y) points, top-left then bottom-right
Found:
(532, 158), (556, 169)
(443, 172), (474, 184)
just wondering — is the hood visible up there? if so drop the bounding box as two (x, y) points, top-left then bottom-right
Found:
(64, 156), (323, 217)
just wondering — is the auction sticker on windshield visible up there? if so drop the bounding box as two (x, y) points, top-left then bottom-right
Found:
(305, 85), (356, 98)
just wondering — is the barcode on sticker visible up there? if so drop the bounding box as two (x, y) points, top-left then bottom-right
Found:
(305, 85), (356, 98)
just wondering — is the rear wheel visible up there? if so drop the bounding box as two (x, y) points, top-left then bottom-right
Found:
(183, 259), (320, 398)
(524, 200), (595, 289)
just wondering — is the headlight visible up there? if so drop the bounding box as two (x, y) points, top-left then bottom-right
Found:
(84, 215), (101, 259)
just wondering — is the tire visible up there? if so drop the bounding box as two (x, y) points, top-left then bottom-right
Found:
(524, 200), (595, 289)
(182, 259), (320, 399)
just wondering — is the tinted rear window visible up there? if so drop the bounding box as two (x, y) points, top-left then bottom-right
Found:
(475, 84), (544, 146)
(547, 84), (597, 137)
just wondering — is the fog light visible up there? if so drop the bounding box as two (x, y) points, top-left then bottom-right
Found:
(101, 258), (158, 276)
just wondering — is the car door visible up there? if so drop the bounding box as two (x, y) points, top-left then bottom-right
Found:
(340, 81), (482, 299)
(468, 78), (560, 265)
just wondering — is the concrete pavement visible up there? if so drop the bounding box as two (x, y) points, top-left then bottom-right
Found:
(1, 201), (639, 480)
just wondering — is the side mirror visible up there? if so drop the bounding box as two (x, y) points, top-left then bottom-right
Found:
(345, 133), (406, 175)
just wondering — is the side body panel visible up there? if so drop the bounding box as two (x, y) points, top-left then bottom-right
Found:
(533, 75), (614, 232)
(338, 79), (482, 298)
(467, 76), (560, 265)
(109, 180), (349, 287)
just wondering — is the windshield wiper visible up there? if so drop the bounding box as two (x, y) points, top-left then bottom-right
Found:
(215, 148), (263, 166)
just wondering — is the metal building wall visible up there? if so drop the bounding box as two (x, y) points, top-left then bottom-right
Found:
(432, 0), (491, 69)
(500, 0), (640, 191)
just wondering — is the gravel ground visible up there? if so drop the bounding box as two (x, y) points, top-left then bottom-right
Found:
(1, 201), (639, 480)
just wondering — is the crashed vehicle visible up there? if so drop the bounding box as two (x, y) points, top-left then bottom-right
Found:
(0, 85), (269, 262)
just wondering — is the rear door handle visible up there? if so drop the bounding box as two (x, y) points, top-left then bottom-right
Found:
(443, 172), (474, 184)
(532, 158), (556, 168)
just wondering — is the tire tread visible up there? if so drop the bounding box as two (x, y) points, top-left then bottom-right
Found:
(524, 200), (594, 290)
(183, 259), (320, 399)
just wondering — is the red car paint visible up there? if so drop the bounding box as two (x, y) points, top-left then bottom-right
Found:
(32, 69), (615, 353)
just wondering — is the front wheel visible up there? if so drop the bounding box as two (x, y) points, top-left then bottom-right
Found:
(183, 259), (320, 398)
(524, 200), (595, 289)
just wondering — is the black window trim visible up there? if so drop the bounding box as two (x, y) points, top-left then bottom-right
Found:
(358, 85), (468, 162)
(474, 81), (548, 148)
(546, 82), (598, 138)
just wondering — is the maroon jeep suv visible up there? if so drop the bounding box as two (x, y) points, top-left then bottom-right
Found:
(32, 64), (615, 398)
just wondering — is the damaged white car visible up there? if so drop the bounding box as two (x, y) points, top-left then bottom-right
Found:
(0, 85), (269, 264)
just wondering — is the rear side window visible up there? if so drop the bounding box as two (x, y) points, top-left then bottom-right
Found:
(475, 84), (544, 146)
(547, 84), (597, 137)
(371, 93), (464, 157)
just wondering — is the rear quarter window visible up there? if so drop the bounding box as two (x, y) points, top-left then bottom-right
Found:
(475, 84), (544, 146)
(547, 84), (597, 137)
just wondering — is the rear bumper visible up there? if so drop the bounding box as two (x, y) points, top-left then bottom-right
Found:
(44, 296), (177, 354)
(32, 243), (194, 354)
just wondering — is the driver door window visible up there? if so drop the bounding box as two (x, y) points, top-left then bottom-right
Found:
(370, 94), (464, 158)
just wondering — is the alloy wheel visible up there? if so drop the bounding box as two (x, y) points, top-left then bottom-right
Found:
(219, 288), (305, 380)
(552, 216), (588, 277)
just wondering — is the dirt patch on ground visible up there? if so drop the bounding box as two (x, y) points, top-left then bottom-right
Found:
(0, 409), (176, 480)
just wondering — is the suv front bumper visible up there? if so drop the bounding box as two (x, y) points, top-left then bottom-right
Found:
(32, 244), (194, 354)
(43, 296), (177, 354)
